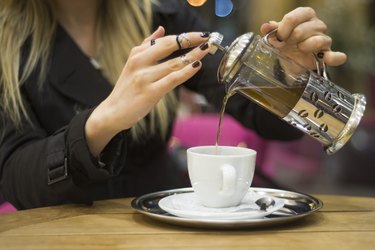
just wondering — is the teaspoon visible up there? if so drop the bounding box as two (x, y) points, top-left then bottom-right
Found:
(255, 196), (276, 211)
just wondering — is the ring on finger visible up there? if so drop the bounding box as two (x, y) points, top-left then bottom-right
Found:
(176, 33), (191, 49)
(180, 54), (193, 65)
(150, 39), (156, 46)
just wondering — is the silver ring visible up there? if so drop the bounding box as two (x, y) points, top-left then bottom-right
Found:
(180, 54), (192, 65)
(177, 33), (191, 49)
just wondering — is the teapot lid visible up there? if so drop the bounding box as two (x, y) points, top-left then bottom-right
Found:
(208, 32), (255, 84)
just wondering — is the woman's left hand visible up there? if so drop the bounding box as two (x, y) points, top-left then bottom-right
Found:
(260, 7), (347, 69)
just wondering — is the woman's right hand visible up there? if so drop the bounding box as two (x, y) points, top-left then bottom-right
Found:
(260, 7), (347, 69)
(85, 27), (211, 156)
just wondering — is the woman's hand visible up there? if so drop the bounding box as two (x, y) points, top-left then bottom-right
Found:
(260, 7), (347, 69)
(86, 27), (211, 156)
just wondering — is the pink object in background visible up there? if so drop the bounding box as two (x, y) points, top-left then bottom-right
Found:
(0, 202), (16, 215)
(171, 113), (268, 166)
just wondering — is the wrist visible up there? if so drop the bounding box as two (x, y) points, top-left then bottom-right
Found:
(85, 102), (124, 156)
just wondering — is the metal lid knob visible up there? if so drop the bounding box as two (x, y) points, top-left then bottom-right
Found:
(208, 32), (225, 55)
(216, 32), (254, 84)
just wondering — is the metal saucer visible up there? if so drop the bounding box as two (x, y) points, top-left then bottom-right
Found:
(131, 187), (323, 229)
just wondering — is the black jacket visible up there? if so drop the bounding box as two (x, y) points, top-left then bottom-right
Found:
(0, 1), (302, 209)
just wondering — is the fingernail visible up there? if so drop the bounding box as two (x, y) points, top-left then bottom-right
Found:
(317, 52), (324, 59)
(199, 42), (209, 50)
(200, 32), (210, 38)
(192, 61), (201, 68)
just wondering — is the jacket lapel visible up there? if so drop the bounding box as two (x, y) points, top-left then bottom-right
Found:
(48, 25), (113, 107)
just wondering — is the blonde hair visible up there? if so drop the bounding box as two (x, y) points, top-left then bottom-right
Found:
(0, 0), (176, 141)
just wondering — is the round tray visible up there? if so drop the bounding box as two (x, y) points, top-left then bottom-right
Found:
(131, 187), (323, 229)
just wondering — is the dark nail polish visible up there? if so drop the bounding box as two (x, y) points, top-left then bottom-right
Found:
(200, 32), (210, 38)
(199, 42), (209, 50)
(192, 61), (201, 68)
(317, 52), (324, 59)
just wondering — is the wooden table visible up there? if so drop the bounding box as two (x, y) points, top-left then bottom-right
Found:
(1, 194), (374, 250)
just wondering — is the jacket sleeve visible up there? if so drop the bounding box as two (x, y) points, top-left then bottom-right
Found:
(155, 1), (304, 140)
(0, 103), (127, 209)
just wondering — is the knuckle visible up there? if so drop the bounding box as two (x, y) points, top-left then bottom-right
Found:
(324, 34), (332, 42)
(129, 46), (140, 56)
(283, 12), (298, 26)
(302, 6), (316, 17)
(125, 59), (137, 71)
(291, 26), (304, 41)
(317, 20), (328, 33)
(128, 52), (144, 67)
(313, 36), (331, 49)
(314, 37), (324, 48)
(165, 35), (178, 50)
(324, 36), (332, 47)
(132, 70), (144, 83)
(166, 72), (180, 86)
(126, 60), (140, 72)
(168, 58), (182, 71)
(284, 7), (316, 25)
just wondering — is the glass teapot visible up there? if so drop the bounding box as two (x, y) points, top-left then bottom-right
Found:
(208, 31), (366, 154)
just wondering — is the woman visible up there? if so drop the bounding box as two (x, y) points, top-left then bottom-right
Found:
(0, 0), (346, 209)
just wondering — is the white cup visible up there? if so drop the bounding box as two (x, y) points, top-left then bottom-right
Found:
(187, 145), (257, 208)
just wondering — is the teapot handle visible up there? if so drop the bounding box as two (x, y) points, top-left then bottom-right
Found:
(263, 28), (329, 80)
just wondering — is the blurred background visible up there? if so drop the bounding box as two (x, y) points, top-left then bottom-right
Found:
(173, 0), (375, 197)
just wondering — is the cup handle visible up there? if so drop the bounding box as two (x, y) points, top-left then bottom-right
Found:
(219, 164), (236, 196)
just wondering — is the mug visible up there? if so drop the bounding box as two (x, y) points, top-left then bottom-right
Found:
(187, 145), (257, 208)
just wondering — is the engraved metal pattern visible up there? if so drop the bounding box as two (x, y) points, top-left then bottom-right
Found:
(283, 73), (356, 148)
(212, 30), (366, 154)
